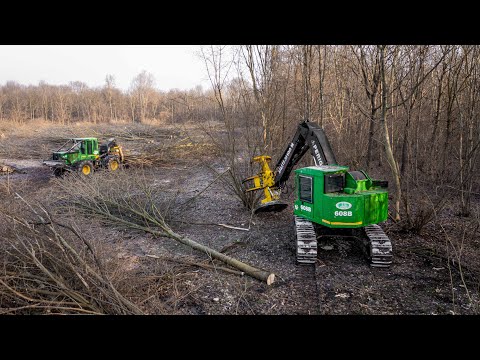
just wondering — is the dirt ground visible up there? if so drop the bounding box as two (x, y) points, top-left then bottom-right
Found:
(1, 120), (479, 315)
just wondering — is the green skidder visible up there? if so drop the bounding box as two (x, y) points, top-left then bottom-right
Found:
(43, 137), (125, 176)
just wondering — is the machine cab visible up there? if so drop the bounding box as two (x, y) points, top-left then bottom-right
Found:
(293, 165), (388, 229)
(72, 138), (99, 156)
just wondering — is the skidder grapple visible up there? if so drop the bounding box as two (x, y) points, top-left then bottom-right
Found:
(43, 137), (125, 176)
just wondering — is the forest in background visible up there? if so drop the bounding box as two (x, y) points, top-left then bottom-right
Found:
(1, 45), (479, 228)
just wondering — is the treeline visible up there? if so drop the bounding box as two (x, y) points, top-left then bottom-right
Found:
(0, 71), (214, 124)
(1, 45), (479, 223)
(199, 45), (480, 224)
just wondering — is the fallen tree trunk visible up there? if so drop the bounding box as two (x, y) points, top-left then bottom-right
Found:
(128, 216), (273, 285)
(74, 197), (275, 285)
(161, 227), (274, 285)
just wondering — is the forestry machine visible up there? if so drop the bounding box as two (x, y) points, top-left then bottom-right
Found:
(242, 120), (392, 267)
(43, 137), (125, 176)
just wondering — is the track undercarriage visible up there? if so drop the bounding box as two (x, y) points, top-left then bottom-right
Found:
(294, 216), (393, 267)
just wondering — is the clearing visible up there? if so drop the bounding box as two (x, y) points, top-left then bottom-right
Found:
(1, 120), (479, 314)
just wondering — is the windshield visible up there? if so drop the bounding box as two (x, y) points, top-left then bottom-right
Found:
(56, 139), (82, 152)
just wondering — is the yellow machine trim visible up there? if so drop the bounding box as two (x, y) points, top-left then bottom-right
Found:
(82, 165), (91, 175)
(322, 219), (363, 226)
(110, 160), (119, 171)
(111, 145), (125, 162)
(242, 155), (279, 204)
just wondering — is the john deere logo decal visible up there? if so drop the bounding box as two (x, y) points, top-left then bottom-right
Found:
(336, 201), (352, 210)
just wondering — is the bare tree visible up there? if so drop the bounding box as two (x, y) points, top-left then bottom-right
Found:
(0, 45), (478, 232)
(378, 45), (402, 220)
(242, 45), (282, 152)
(130, 70), (156, 123)
(316, 45), (328, 127)
(104, 74), (117, 122)
(351, 45), (382, 169)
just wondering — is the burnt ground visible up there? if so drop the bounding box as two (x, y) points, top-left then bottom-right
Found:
(1, 121), (479, 315)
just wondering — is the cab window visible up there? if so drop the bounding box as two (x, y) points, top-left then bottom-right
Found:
(324, 173), (345, 193)
(299, 175), (313, 203)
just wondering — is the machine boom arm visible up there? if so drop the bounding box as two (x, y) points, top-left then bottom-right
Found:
(242, 120), (338, 213)
(273, 120), (337, 188)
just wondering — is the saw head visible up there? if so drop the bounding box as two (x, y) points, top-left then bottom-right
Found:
(254, 200), (288, 214)
(243, 154), (287, 214)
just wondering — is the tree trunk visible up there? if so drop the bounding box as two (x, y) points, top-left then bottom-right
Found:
(366, 102), (377, 168)
(163, 227), (275, 285)
(317, 45), (326, 127)
(379, 45), (401, 221)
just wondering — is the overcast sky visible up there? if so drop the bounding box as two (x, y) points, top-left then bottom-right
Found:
(0, 45), (211, 91)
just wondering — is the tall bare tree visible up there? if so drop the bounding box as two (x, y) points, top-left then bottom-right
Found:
(242, 45), (282, 152)
(130, 70), (156, 123)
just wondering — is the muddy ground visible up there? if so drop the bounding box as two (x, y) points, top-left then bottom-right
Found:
(1, 121), (479, 315)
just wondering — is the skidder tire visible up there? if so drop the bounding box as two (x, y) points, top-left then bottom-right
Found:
(78, 161), (94, 176)
(107, 157), (121, 172)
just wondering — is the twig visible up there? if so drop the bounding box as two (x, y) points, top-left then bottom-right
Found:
(220, 241), (246, 254)
(218, 224), (250, 231)
(56, 170), (276, 284)
(171, 219), (249, 231)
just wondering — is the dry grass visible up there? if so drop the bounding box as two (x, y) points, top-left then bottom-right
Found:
(0, 194), (141, 314)
(0, 174), (208, 315)
(125, 138), (219, 168)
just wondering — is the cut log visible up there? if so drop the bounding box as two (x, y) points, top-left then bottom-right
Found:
(163, 227), (274, 284)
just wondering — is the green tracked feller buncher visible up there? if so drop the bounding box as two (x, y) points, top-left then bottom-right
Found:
(243, 120), (392, 267)
(43, 137), (125, 176)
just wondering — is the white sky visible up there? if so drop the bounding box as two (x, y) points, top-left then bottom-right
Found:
(0, 45), (211, 92)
